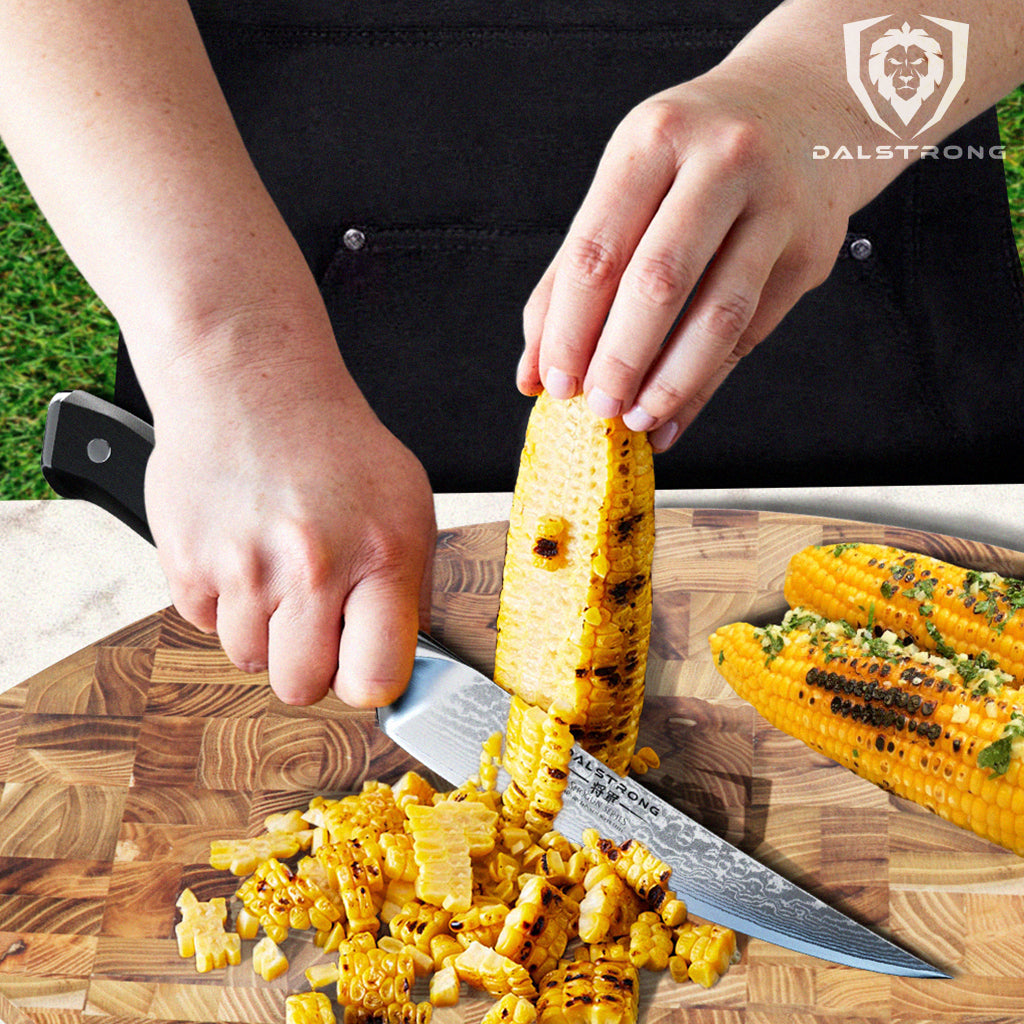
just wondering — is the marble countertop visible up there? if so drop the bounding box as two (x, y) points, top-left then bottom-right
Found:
(2, 484), (1021, 695)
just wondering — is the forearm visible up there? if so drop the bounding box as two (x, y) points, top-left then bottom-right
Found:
(719, 0), (1024, 209)
(0, 0), (343, 415)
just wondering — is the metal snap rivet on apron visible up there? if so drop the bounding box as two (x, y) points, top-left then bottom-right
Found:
(849, 236), (873, 261)
(86, 438), (112, 464)
(343, 228), (366, 251)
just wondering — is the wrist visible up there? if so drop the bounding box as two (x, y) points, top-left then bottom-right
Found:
(125, 293), (361, 429)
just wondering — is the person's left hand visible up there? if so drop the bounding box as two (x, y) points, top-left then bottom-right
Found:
(516, 65), (856, 450)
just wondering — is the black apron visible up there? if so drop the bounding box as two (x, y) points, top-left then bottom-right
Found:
(116, 1), (1024, 489)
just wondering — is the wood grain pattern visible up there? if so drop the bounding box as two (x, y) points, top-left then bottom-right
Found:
(2, 508), (1024, 1024)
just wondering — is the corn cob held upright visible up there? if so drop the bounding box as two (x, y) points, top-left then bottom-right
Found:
(785, 542), (1024, 681)
(710, 608), (1024, 855)
(494, 390), (655, 777)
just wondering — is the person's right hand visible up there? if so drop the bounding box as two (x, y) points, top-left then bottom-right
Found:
(142, 315), (436, 709)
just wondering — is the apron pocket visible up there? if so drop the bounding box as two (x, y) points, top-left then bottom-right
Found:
(319, 224), (563, 492)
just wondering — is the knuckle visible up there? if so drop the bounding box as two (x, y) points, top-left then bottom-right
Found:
(716, 119), (768, 174)
(696, 289), (756, 345)
(641, 374), (688, 415)
(627, 97), (687, 156)
(629, 252), (691, 309)
(564, 234), (625, 290)
(592, 348), (647, 392)
(274, 519), (336, 593)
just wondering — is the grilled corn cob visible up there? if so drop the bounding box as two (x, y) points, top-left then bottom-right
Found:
(710, 611), (1024, 855)
(494, 391), (655, 775)
(785, 543), (1024, 680)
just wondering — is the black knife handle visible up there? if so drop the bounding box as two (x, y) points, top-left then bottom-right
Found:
(40, 389), (441, 651)
(41, 390), (155, 545)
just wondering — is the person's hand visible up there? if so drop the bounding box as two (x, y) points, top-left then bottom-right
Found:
(517, 65), (857, 449)
(143, 322), (436, 709)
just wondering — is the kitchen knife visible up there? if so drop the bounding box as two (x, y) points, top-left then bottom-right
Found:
(40, 389), (948, 979)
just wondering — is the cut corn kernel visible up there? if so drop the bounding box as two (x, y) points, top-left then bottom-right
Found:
(252, 935), (289, 981)
(482, 992), (538, 1024)
(286, 992), (336, 1024)
(174, 888), (241, 973)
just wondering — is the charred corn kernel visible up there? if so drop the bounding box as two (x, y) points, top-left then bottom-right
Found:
(393, 771), (438, 809)
(495, 875), (579, 981)
(672, 922), (737, 988)
(582, 833), (676, 908)
(252, 935), (289, 981)
(454, 940), (537, 1000)
(286, 991), (336, 1024)
(577, 863), (642, 944)
(210, 831), (304, 876)
(525, 707), (575, 836)
(406, 800), (499, 913)
(482, 993), (539, 1024)
(449, 900), (510, 949)
(389, 901), (452, 954)
(174, 888), (242, 973)
(536, 955), (639, 1024)
(628, 746), (660, 775)
(627, 911), (673, 971)
(316, 841), (382, 935)
(494, 391), (655, 775)
(785, 543), (1024, 680)
(710, 613), (1024, 855)
(306, 962), (340, 989)
(428, 964), (461, 1007)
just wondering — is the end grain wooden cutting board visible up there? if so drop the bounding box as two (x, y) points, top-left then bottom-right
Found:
(3, 508), (1024, 1024)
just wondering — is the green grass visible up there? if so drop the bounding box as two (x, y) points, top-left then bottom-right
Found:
(0, 142), (118, 499)
(998, 86), (1024, 259)
(1, 88), (1024, 500)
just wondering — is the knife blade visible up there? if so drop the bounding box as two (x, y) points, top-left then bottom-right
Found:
(41, 389), (948, 979)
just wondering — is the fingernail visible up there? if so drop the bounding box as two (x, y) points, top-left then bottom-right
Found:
(622, 405), (657, 432)
(587, 387), (622, 420)
(544, 368), (578, 400)
(649, 419), (679, 451)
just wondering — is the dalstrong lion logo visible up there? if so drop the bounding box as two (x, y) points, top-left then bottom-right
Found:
(845, 15), (969, 139)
